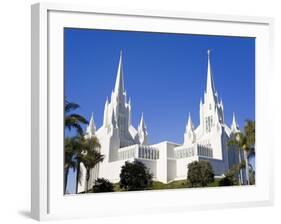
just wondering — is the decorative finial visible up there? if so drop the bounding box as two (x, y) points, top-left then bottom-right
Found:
(186, 112), (194, 132)
(207, 49), (211, 57)
(114, 50), (125, 96)
(231, 112), (239, 131)
(139, 112), (146, 130)
(86, 112), (96, 136)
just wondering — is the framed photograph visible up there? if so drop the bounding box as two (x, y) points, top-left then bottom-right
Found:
(31, 2), (274, 221)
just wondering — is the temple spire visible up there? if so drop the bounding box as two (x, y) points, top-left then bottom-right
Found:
(138, 113), (148, 145)
(206, 49), (216, 98)
(184, 113), (195, 145)
(186, 112), (194, 132)
(86, 112), (96, 137)
(128, 97), (131, 106)
(231, 112), (239, 132)
(114, 50), (125, 96)
(139, 113), (146, 131)
(103, 97), (109, 126)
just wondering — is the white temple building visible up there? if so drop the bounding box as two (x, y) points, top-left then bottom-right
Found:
(78, 50), (242, 193)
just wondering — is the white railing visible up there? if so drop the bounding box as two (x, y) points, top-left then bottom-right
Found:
(174, 143), (213, 158)
(174, 146), (196, 158)
(118, 144), (159, 160)
(138, 145), (159, 160)
(197, 144), (213, 157)
(118, 145), (138, 160)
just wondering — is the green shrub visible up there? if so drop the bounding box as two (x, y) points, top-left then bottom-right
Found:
(92, 178), (114, 193)
(219, 175), (235, 186)
(119, 160), (152, 191)
(187, 161), (214, 187)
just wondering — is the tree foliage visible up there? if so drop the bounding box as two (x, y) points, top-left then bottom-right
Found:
(244, 120), (255, 148)
(80, 137), (104, 187)
(228, 120), (255, 154)
(65, 98), (88, 136)
(75, 136), (104, 193)
(219, 170), (238, 186)
(219, 176), (235, 186)
(228, 120), (255, 185)
(187, 161), (214, 187)
(119, 160), (153, 191)
(64, 137), (80, 194)
(64, 134), (104, 194)
(92, 178), (114, 193)
(64, 98), (104, 194)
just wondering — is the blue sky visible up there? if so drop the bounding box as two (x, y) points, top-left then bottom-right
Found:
(64, 29), (255, 193)
(65, 28), (255, 144)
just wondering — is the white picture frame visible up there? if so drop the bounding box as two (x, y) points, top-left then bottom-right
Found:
(31, 2), (274, 221)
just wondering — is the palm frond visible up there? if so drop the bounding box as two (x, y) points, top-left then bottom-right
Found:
(65, 101), (80, 113)
(244, 120), (255, 147)
(68, 114), (88, 125)
(65, 119), (84, 135)
(64, 99), (88, 135)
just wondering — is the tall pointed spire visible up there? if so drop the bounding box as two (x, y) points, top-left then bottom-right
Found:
(103, 97), (109, 126)
(231, 112), (239, 132)
(206, 49), (216, 97)
(138, 113), (148, 145)
(86, 112), (96, 137)
(114, 50), (125, 96)
(186, 112), (194, 132)
(184, 113), (195, 145)
(138, 113), (147, 131)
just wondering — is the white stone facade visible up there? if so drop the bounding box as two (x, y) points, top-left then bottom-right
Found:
(78, 50), (243, 193)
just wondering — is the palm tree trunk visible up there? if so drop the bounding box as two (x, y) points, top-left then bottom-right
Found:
(238, 150), (243, 185)
(76, 162), (81, 194)
(64, 167), (69, 194)
(86, 179), (89, 193)
(85, 169), (90, 193)
(243, 150), (250, 185)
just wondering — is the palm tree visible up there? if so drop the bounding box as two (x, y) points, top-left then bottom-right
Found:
(243, 120), (255, 184)
(75, 136), (104, 193)
(228, 120), (255, 185)
(65, 99), (88, 135)
(244, 120), (255, 156)
(64, 99), (88, 193)
(64, 99), (104, 193)
(74, 136), (86, 194)
(64, 137), (78, 194)
(228, 134), (243, 185)
(80, 137), (104, 192)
